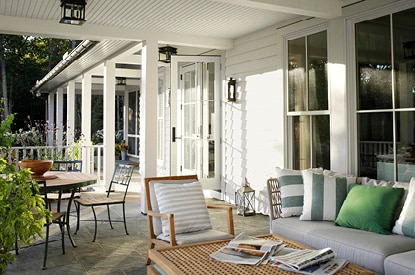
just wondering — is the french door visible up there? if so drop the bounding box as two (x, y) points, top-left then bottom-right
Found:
(170, 55), (221, 190)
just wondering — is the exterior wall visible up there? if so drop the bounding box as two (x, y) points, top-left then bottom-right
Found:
(222, 0), (402, 214)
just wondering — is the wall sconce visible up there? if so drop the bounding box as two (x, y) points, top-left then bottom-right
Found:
(158, 46), (177, 63)
(227, 77), (236, 102)
(60, 0), (87, 26)
(403, 41), (415, 59)
(116, 77), (126, 86)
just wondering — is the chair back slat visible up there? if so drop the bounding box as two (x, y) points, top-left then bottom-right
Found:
(51, 160), (82, 172)
(107, 163), (136, 199)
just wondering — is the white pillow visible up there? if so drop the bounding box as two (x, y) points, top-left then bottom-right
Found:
(393, 177), (415, 237)
(300, 170), (356, 221)
(154, 181), (212, 236)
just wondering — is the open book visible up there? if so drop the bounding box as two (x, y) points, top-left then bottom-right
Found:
(271, 247), (348, 274)
(210, 233), (285, 266)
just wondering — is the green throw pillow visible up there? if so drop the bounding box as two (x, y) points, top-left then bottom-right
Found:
(335, 184), (404, 234)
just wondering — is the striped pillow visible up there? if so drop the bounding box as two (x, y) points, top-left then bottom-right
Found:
(276, 167), (304, 217)
(154, 181), (212, 236)
(300, 170), (356, 221)
(393, 177), (415, 237)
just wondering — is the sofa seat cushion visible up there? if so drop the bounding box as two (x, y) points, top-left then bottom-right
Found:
(271, 217), (415, 274)
(384, 250), (415, 275)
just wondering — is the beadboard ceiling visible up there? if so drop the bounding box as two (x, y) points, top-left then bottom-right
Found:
(0, 0), (349, 92)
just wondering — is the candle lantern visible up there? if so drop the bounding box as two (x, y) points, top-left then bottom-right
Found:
(235, 178), (256, 216)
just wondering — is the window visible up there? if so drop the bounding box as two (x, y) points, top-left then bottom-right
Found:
(356, 7), (415, 181)
(287, 30), (330, 170)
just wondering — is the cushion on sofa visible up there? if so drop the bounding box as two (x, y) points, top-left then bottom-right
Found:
(275, 167), (322, 218)
(335, 184), (404, 234)
(275, 167), (304, 217)
(384, 250), (415, 275)
(393, 177), (415, 237)
(272, 217), (415, 275)
(300, 170), (355, 221)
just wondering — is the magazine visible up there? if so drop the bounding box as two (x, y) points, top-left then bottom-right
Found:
(271, 247), (347, 274)
(210, 233), (285, 266)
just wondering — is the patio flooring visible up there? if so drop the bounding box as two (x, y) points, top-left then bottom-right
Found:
(7, 172), (270, 274)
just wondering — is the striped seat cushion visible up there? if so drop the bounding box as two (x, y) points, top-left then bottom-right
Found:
(300, 170), (356, 221)
(154, 181), (212, 236)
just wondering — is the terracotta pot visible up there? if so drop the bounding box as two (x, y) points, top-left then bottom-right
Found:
(19, 160), (53, 178)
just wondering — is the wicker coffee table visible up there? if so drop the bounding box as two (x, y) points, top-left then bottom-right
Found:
(147, 234), (374, 275)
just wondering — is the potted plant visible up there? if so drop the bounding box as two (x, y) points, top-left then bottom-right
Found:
(0, 108), (51, 273)
(116, 140), (129, 160)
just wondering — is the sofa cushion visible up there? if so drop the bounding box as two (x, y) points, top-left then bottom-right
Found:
(393, 177), (415, 237)
(384, 250), (415, 275)
(271, 217), (415, 274)
(335, 184), (404, 234)
(154, 181), (212, 236)
(275, 167), (304, 217)
(300, 170), (355, 221)
(275, 167), (323, 218)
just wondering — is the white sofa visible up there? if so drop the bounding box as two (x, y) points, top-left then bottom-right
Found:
(267, 169), (415, 275)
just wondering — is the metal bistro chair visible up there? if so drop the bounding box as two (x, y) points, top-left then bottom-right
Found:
(74, 163), (136, 242)
(47, 160), (83, 219)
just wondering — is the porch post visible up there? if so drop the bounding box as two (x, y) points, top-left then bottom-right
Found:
(47, 92), (55, 146)
(67, 81), (76, 145)
(82, 73), (92, 173)
(56, 87), (64, 146)
(140, 39), (158, 214)
(103, 60), (116, 190)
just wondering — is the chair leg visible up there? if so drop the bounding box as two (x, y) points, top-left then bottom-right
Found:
(146, 242), (155, 265)
(91, 206), (98, 242)
(59, 222), (65, 255)
(43, 224), (50, 270)
(122, 203), (129, 236)
(75, 201), (81, 234)
(107, 205), (114, 229)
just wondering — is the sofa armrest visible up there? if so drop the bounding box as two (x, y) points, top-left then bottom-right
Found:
(267, 177), (282, 221)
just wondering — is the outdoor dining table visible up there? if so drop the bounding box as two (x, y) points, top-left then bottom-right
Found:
(36, 171), (98, 247)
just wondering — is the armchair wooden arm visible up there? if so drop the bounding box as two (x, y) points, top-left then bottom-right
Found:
(267, 177), (282, 222)
(207, 204), (234, 235)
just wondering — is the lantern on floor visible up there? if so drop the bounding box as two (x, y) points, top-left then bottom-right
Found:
(235, 178), (255, 216)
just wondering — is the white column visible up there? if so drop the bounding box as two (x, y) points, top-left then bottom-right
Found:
(103, 60), (116, 190)
(56, 87), (64, 146)
(67, 81), (76, 145)
(47, 93), (55, 146)
(140, 39), (158, 213)
(82, 73), (92, 173)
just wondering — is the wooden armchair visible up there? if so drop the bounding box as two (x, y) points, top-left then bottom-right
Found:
(144, 175), (234, 264)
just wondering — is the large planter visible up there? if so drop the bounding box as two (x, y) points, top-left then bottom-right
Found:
(19, 160), (53, 178)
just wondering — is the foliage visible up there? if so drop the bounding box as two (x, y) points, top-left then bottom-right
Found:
(0, 35), (78, 130)
(0, 158), (51, 272)
(0, 100), (14, 149)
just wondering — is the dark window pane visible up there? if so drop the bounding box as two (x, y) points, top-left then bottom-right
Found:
(393, 7), (415, 109)
(356, 15), (392, 110)
(288, 37), (306, 112)
(308, 31), (328, 111)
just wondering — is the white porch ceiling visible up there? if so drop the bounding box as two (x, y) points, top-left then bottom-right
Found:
(0, 0), (351, 92)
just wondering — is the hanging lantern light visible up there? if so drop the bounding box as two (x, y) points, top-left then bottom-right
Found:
(158, 46), (177, 63)
(60, 0), (87, 26)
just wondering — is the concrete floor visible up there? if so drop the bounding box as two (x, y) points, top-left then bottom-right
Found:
(7, 175), (270, 274)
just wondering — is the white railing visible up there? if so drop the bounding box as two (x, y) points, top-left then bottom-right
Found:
(0, 144), (105, 181)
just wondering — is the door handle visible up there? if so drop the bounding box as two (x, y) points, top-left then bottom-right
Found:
(172, 127), (181, 142)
